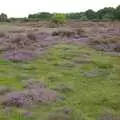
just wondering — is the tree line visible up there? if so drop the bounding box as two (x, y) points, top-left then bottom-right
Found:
(0, 5), (120, 22)
(28, 5), (120, 21)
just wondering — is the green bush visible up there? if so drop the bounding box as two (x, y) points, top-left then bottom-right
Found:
(51, 14), (66, 25)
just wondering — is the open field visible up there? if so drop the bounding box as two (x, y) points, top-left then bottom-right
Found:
(0, 21), (120, 120)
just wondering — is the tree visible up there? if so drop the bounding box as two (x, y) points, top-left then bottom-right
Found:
(97, 7), (115, 20)
(85, 9), (96, 20)
(0, 13), (7, 22)
(79, 12), (88, 20)
(28, 12), (52, 20)
(51, 13), (67, 24)
(27, 4), (120, 21)
(114, 5), (120, 20)
(66, 13), (81, 19)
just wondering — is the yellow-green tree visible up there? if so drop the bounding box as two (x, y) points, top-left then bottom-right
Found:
(51, 13), (66, 24)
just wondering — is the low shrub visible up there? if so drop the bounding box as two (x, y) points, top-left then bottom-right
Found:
(52, 30), (75, 37)
(27, 32), (36, 40)
(0, 32), (5, 37)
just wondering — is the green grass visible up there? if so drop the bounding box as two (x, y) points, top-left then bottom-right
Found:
(0, 44), (120, 120)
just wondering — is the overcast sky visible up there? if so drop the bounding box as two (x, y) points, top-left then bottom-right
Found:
(0, 0), (120, 17)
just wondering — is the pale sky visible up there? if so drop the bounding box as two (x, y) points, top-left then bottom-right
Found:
(0, 0), (120, 17)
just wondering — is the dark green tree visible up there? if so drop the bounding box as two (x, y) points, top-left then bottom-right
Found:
(0, 13), (8, 22)
(27, 4), (120, 21)
(85, 9), (96, 20)
(28, 12), (52, 20)
(114, 5), (120, 20)
(66, 13), (81, 19)
(97, 7), (115, 20)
